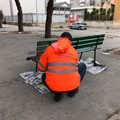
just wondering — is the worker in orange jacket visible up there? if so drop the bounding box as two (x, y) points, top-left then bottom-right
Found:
(38, 32), (86, 102)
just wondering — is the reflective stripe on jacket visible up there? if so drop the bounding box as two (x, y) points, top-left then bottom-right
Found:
(38, 37), (80, 92)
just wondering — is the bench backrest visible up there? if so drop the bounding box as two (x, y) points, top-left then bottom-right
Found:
(37, 40), (55, 56)
(36, 34), (105, 56)
(71, 34), (105, 50)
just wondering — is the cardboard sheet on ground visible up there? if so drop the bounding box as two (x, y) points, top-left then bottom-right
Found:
(19, 71), (50, 94)
(80, 57), (107, 74)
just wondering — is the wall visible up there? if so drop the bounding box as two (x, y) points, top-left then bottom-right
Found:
(0, 0), (47, 16)
(70, 0), (102, 7)
(86, 21), (120, 29)
(114, 0), (120, 22)
(5, 14), (66, 23)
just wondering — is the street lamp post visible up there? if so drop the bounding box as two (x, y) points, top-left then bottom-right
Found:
(36, 0), (38, 25)
(9, 0), (14, 22)
(45, 0), (47, 14)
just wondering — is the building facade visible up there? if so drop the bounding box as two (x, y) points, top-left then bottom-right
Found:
(70, 0), (102, 19)
(53, 2), (70, 15)
(53, 1), (70, 21)
(70, 0), (106, 7)
(1, 0), (68, 23)
(114, 0), (120, 21)
(0, 0), (48, 16)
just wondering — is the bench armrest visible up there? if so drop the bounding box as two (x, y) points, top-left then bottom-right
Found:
(26, 56), (39, 63)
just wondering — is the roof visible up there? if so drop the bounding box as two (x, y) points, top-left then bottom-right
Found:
(71, 6), (101, 11)
(54, 2), (70, 8)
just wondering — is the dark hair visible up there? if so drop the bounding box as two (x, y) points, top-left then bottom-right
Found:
(61, 32), (72, 41)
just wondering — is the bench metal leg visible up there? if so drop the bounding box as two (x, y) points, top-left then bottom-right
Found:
(94, 50), (96, 66)
(79, 53), (83, 61)
(35, 63), (38, 72)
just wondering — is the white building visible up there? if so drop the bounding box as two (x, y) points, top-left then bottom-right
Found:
(71, 6), (101, 17)
(54, 2), (70, 15)
(70, 0), (104, 7)
(0, 0), (67, 23)
(70, 0), (105, 20)
(53, 1), (70, 21)
(0, 0), (48, 16)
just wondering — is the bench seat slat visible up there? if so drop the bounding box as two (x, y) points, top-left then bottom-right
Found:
(37, 41), (51, 46)
(77, 43), (97, 49)
(78, 35), (98, 40)
(77, 47), (95, 53)
(26, 56), (39, 62)
(37, 46), (48, 50)
(97, 42), (103, 45)
(77, 47), (101, 53)
(78, 40), (97, 45)
(71, 37), (78, 41)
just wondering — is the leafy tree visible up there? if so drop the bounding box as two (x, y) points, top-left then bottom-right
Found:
(0, 10), (3, 28)
(90, 11), (94, 20)
(84, 9), (91, 21)
(100, 8), (104, 15)
(103, 9), (106, 21)
(92, 8), (99, 20)
(45, 0), (54, 38)
(99, 8), (105, 21)
(96, 9), (99, 20)
(86, 12), (90, 21)
(84, 9), (87, 21)
(14, 0), (23, 32)
(92, 8), (96, 15)
(107, 8), (111, 20)
(110, 6), (115, 21)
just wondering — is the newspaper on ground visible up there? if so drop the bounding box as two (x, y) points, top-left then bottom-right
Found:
(19, 71), (50, 94)
(19, 71), (34, 81)
(80, 57), (107, 74)
(87, 65), (107, 74)
(35, 84), (50, 94)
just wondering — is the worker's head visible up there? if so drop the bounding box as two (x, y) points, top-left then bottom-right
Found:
(61, 32), (72, 41)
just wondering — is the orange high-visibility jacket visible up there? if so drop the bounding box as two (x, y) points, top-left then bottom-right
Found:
(38, 37), (81, 92)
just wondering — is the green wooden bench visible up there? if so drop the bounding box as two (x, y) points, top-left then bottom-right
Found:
(72, 34), (105, 65)
(26, 34), (105, 71)
(26, 40), (55, 71)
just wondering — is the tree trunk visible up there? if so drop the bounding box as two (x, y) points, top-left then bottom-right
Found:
(0, 21), (2, 28)
(14, 0), (23, 32)
(45, 0), (53, 38)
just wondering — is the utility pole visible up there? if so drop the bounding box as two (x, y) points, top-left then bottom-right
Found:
(9, 0), (14, 22)
(45, 0), (47, 14)
(36, 0), (38, 25)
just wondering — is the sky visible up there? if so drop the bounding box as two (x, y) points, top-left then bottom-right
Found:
(56, 0), (70, 3)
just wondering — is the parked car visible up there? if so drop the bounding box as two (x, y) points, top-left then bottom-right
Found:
(69, 22), (87, 30)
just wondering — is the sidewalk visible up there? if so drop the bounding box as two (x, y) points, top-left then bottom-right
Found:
(0, 25), (120, 120)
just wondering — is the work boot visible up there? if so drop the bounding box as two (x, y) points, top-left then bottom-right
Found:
(68, 88), (79, 97)
(54, 93), (63, 102)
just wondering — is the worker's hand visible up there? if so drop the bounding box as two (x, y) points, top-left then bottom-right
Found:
(77, 61), (80, 65)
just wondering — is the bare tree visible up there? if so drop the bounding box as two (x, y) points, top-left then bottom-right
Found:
(0, 10), (3, 28)
(14, 0), (23, 32)
(45, 0), (54, 38)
